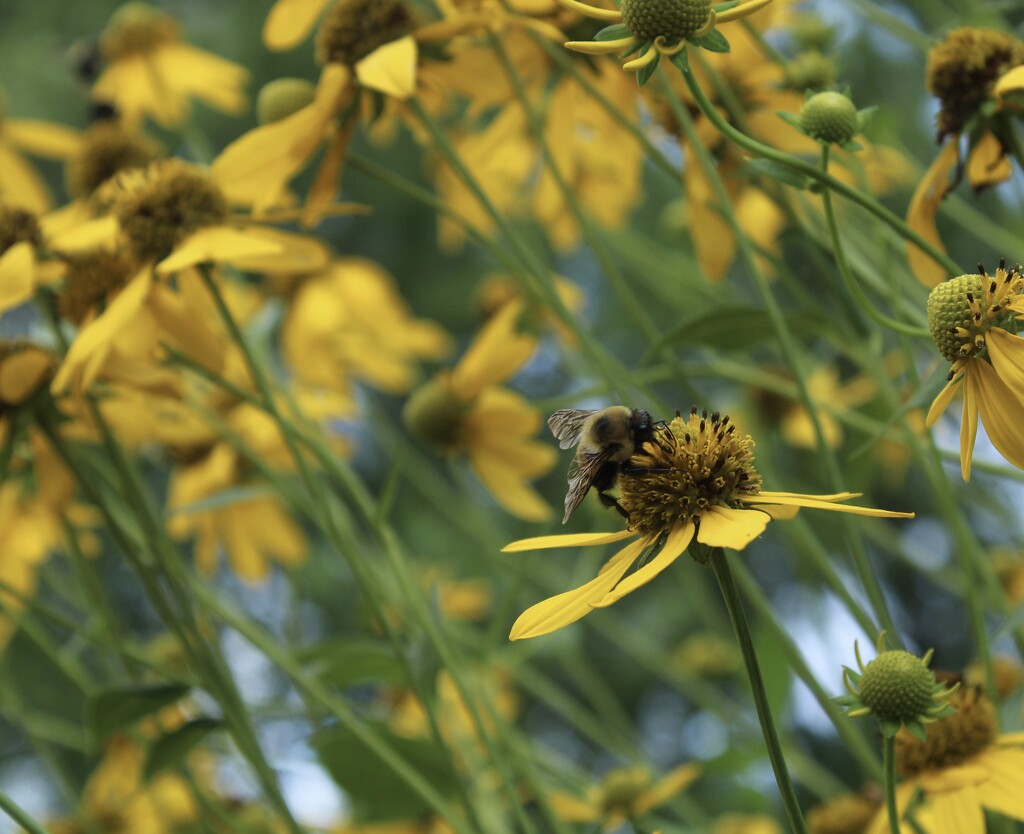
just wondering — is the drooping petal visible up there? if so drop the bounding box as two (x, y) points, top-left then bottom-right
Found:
(469, 447), (553, 521)
(509, 537), (645, 640)
(450, 300), (534, 398)
(0, 242), (36, 313)
(263, 0), (333, 50)
(47, 215), (120, 253)
(906, 139), (959, 288)
(750, 491), (860, 503)
(0, 348), (53, 404)
(696, 505), (771, 550)
(502, 529), (637, 552)
(632, 763), (701, 816)
(974, 748), (1024, 820)
(926, 375), (963, 427)
(994, 65), (1024, 98)
(592, 521), (694, 607)
(4, 120), (81, 158)
(742, 494), (914, 518)
(921, 786), (985, 834)
(961, 369), (980, 481)
(983, 329), (1024, 402)
(968, 359), (1024, 472)
(966, 132), (1012, 189)
(546, 791), (600, 823)
(0, 143), (52, 213)
(355, 36), (418, 100)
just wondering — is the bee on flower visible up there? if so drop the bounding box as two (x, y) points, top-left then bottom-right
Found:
(504, 408), (912, 640)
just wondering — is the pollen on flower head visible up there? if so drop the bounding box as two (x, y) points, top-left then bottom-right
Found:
(316, 0), (416, 67)
(927, 262), (1024, 371)
(99, 159), (228, 263)
(99, 2), (181, 62)
(58, 249), (139, 325)
(0, 204), (42, 255)
(619, 408), (762, 539)
(896, 686), (998, 777)
(926, 27), (1024, 141)
(66, 121), (162, 198)
(402, 375), (471, 450)
(620, 0), (713, 42)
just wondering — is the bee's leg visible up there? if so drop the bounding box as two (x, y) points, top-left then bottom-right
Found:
(621, 466), (670, 475)
(597, 491), (630, 521)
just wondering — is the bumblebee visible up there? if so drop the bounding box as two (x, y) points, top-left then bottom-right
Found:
(548, 406), (656, 524)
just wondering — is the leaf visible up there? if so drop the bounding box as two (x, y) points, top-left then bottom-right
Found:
(313, 723), (458, 823)
(300, 638), (408, 688)
(841, 139), (864, 152)
(656, 307), (824, 351)
(86, 683), (191, 748)
(856, 105), (878, 132)
(776, 110), (804, 131)
(595, 23), (631, 41)
(144, 719), (224, 782)
(742, 158), (813, 190)
(636, 51), (661, 87)
(905, 720), (928, 742)
(690, 29), (730, 53)
(832, 694), (859, 706)
(670, 48), (690, 73)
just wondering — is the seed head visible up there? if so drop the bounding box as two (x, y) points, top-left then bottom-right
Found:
(620, 0), (713, 42)
(798, 91), (858, 145)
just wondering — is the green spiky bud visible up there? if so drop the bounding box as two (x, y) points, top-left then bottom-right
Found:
(858, 650), (936, 723)
(799, 91), (858, 144)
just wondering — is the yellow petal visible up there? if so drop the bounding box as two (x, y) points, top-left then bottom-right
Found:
(906, 140), (959, 288)
(927, 375), (962, 427)
(982, 329), (1024, 402)
(633, 763), (700, 816)
(156, 226), (283, 274)
(968, 359), (1024, 473)
(715, 0), (774, 24)
(961, 369), (979, 481)
(742, 494), (913, 518)
(469, 448), (553, 521)
(974, 748), (1024, 820)
(502, 529), (636, 552)
(47, 215), (120, 254)
(355, 36), (418, 100)
(215, 227), (331, 273)
(553, 0), (622, 20)
(923, 787), (985, 834)
(696, 505), (771, 550)
(0, 143), (51, 213)
(451, 300), (534, 398)
(263, 0), (333, 50)
(4, 120), (81, 158)
(592, 522), (693, 607)
(994, 65), (1024, 98)
(751, 490), (860, 503)
(966, 132), (1012, 189)
(509, 538), (645, 640)
(0, 242), (36, 313)
(547, 792), (600, 823)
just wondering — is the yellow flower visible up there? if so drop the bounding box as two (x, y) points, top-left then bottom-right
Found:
(0, 91), (81, 213)
(554, 0), (774, 79)
(806, 791), (880, 834)
(505, 409), (912, 639)
(49, 159), (324, 393)
(925, 262), (1024, 480)
(92, 2), (248, 128)
(475, 272), (585, 346)
(403, 300), (556, 521)
(714, 814), (784, 834)
(166, 403), (308, 582)
(0, 202), (76, 316)
(907, 29), (1024, 288)
(281, 257), (450, 396)
(548, 763), (700, 830)
(866, 688), (1024, 834)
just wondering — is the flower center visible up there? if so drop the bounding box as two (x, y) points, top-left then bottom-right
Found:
(316, 0), (416, 67)
(66, 121), (162, 198)
(0, 204), (42, 256)
(926, 27), (1024, 140)
(927, 263), (1024, 371)
(58, 250), (139, 325)
(99, 2), (181, 62)
(100, 159), (228, 263)
(402, 375), (471, 450)
(620, 0), (713, 43)
(896, 687), (998, 777)
(619, 409), (762, 538)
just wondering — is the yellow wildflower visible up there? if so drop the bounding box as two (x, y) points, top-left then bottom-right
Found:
(548, 763), (700, 830)
(925, 262), (1024, 480)
(92, 2), (248, 128)
(505, 409), (912, 639)
(403, 301), (556, 521)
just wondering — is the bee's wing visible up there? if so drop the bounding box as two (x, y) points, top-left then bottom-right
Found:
(548, 409), (595, 450)
(562, 447), (614, 524)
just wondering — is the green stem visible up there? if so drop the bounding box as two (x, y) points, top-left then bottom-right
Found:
(883, 734), (901, 834)
(819, 146), (930, 338)
(0, 789), (54, 834)
(710, 549), (808, 834)
(680, 68), (962, 278)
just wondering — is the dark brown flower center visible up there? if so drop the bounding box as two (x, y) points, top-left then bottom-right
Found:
(896, 687), (998, 777)
(316, 0), (416, 67)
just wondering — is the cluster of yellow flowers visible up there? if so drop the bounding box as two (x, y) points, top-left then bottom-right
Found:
(1, 0), (1024, 833)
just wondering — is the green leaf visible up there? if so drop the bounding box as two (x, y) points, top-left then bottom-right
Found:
(144, 719), (224, 782)
(595, 23), (631, 41)
(776, 110), (804, 131)
(905, 720), (928, 742)
(300, 639), (408, 688)
(856, 105), (878, 132)
(670, 47), (690, 73)
(86, 683), (191, 748)
(879, 718), (900, 738)
(743, 158), (813, 190)
(832, 694), (859, 706)
(656, 307), (824, 351)
(313, 723), (458, 823)
(841, 139), (864, 152)
(690, 29), (730, 53)
(636, 51), (661, 87)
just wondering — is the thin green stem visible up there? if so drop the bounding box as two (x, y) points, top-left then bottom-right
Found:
(0, 788), (54, 834)
(710, 549), (808, 834)
(883, 735), (901, 834)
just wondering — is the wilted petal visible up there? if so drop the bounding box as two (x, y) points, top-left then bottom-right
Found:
(906, 140), (959, 288)
(966, 132), (1012, 189)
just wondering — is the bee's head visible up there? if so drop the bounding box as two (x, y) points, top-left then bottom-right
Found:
(630, 409), (655, 439)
